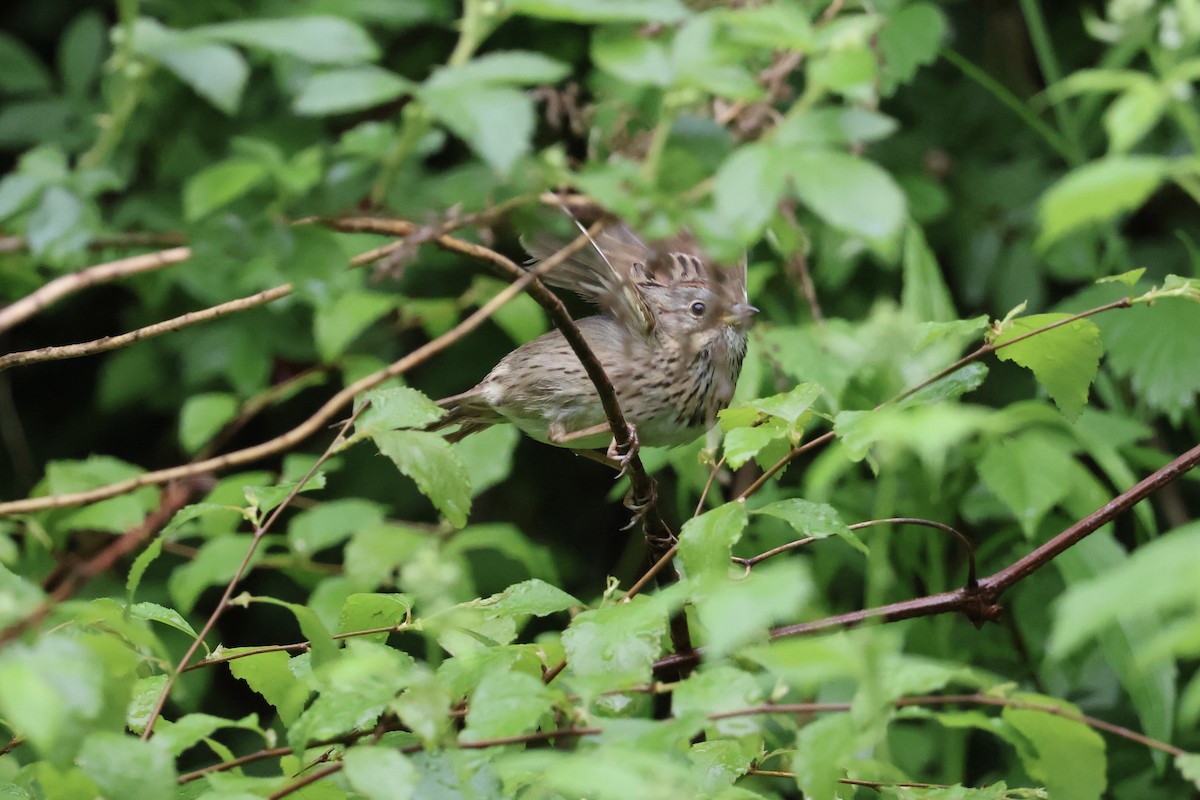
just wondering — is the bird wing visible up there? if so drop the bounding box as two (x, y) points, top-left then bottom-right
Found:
(523, 222), (658, 339)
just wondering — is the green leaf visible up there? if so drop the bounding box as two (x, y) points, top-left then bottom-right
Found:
(338, 593), (414, 641)
(445, 51), (569, 85)
(288, 499), (386, 555)
(592, 27), (673, 86)
(747, 382), (823, 426)
(713, 142), (788, 244)
(0, 635), (114, 763)
(420, 82), (533, 176)
(0, 173), (42, 219)
(694, 560), (814, 658)
(1050, 522), (1200, 659)
(878, 2), (947, 93)
(76, 733), (175, 800)
(561, 595), (672, 694)
(1038, 156), (1169, 247)
(343, 747), (419, 800)
(253, 596), (338, 668)
(1102, 298), (1200, 424)
(1004, 696), (1106, 800)
(977, 432), (1076, 537)
(58, 11), (107, 98)
(178, 392), (239, 453)
(478, 578), (579, 617)
(1103, 81), (1166, 153)
(463, 670), (555, 740)
(132, 19), (248, 114)
(125, 537), (164, 604)
(183, 158), (269, 221)
(720, 418), (788, 470)
(128, 601), (198, 638)
(904, 362), (990, 405)
(373, 430), (472, 527)
(674, 665), (763, 742)
(0, 32), (54, 93)
(1045, 67), (1145, 100)
(242, 472), (326, 516)
(314, 290), (396, 361)
(754, 498), (865, 554)
(26, 185), (91, 261)
(720, 4), (813, 49)
(168, 535), (264, 613)
(679, 500), (749, 580)
(356, 386), (446, 437)
(453, 424), (520, 497)
(156, 712), (263, 757)
(992, 313), (1102, 420)
(902, 222), (956, 322)
(793, 714), (857, 799)
(227, 650), (310, 725)
(127, 675), (168, 734)
(787, 149), (906, 243)
(1178, 753), (1200, 790)
(198, 16), (379, 65)
(1052, 534), (1176, 757)
(1097, 267), (1145, 287)
(508, 0), (690, 23)
(293, 66), (412, 116)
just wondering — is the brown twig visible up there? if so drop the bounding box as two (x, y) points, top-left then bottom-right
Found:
(0, 227), (595, 516)
(183, 686), (1183, 792)
(654, 440), (1200, 673)
(0, 247), (192, 333)
(0, 231), (187, 254)
(0, 284), (293, 373)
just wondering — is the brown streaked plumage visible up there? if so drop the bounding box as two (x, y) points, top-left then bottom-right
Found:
(432, 222), (756, 456)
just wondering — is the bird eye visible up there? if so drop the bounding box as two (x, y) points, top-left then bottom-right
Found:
(689, 301), (706, 317)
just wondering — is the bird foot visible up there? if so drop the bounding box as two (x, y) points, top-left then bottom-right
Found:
(620, 481), (658, 531)
(607, 424), (640, 479)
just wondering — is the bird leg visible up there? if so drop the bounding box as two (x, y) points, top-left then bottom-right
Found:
(550, 421), (642, 477)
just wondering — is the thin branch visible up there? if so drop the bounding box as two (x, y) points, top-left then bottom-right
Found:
(140, 408), (367, 739)
(0, 284), (293, 373)
(0, 227), (596, 516)
(654, 440), (1200, 673)
(734, 517), (977, 589)
(183, 687), (1182, 792)
(0, 231), (186, 254)
(181, 619), (414, 672)
(0, 247), (191, 333)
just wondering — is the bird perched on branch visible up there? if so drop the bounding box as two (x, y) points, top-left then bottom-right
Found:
(431, 220), (757, 467)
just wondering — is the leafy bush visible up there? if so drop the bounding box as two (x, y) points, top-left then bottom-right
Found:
(1, 1), (1199, 798)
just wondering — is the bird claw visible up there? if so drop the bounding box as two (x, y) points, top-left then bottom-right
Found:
(607, 424), (640, 479)
(620, 481), (657, 531)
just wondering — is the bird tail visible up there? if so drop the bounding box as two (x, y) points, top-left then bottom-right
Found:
(428, 389), (501, 443)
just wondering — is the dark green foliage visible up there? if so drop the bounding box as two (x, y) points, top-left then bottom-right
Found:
(1, 1), (1199, 798)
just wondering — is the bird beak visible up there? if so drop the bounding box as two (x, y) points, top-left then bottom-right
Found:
(723, 302), (758, 328)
